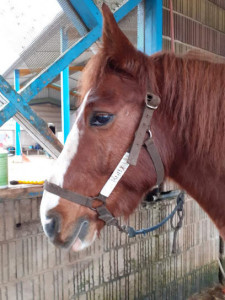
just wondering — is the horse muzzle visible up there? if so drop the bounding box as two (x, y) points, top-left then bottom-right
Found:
(44, 214), (90, 250)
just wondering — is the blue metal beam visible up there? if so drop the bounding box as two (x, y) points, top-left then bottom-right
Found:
(56, 0), (99, 55)
(19, 0), (143, 105)
(114, 0), (142, 22)
(57, 0), (89, 36)
(137, 0), (163, 55)
(0, 0), (144, 157)
(1, 0), (143, 127)
(69, 0), (102, 30)
(0, 24), (101, 125)
(0, 76), (63, 158)
(0, 76), (50, 131)
(60, 27), (70, 143)
(0, 76), (27, 127)
(0, 102), (17, 126)
(14, 70), (21, 157)
(20, 25), (101, 104)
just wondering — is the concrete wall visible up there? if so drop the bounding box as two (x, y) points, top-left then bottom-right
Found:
(0, 187), (219, 300)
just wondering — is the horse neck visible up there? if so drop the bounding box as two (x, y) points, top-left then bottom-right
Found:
(150, 53), (225, 237)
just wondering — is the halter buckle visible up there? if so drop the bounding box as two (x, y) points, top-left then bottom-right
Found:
(147, 129), (152, 139)
(145, 93), (160, 110)
(93, 193), (107, 203)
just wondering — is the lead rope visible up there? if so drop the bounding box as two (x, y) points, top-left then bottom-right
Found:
(119, 191), (185, 244)
(170, 191), (185, 253)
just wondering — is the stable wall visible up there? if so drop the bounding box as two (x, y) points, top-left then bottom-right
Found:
(0, 187), (219, 299)
(163, 0), (225, 58)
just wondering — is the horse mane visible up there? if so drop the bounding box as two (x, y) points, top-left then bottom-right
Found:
(150, 51), (225, 172)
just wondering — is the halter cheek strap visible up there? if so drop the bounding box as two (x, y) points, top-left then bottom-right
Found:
(44, 93), (165, 232)
(128, 93), (164, 185)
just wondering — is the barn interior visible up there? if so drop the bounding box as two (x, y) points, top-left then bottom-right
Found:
(0, 0), (225, 299)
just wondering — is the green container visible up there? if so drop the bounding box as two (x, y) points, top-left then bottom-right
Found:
(0, 151), (8, 189)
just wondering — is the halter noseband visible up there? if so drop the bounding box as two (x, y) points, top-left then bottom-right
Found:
(44, 92), (165, 233)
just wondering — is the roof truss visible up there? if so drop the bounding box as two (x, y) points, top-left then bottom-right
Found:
(0, 0), (162, 158)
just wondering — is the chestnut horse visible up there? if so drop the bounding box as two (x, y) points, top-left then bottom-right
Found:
(40, 4), (225, 251)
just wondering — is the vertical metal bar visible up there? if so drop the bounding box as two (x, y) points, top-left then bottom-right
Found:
(148, 0), (163, 54)
(137, 1), (145, 52)
(60, 28), (70, 144)
(14, 69), (21, 157)
(144, 0), (163, 55)
(56, 0), (89, 36)
(169, 0), (175, 52)
(57, 0), (99, 54)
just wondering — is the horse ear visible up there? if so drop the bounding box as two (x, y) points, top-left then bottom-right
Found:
(101, 4), (136, 62)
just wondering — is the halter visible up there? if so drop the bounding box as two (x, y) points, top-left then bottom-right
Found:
(44, 92), (166, 236)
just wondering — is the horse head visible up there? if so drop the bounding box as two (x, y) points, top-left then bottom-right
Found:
(40, 4), (168, 251)
(40, 4), (225, 250)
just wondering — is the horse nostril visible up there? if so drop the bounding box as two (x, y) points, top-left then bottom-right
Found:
(77, 220), (89, 241)
(44, 215), (59, 238)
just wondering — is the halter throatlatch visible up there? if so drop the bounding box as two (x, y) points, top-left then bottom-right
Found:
(44, 93), (183, 238)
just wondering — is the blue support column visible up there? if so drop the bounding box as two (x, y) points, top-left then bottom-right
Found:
(14, 69), (21, 157)
(60, 28), (70, 144)
(137, 0), (162, 55)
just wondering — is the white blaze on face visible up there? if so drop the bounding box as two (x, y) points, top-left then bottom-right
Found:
(40, 90), (91, 229)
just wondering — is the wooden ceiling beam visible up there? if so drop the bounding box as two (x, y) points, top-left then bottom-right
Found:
(19, 65), (84, 77)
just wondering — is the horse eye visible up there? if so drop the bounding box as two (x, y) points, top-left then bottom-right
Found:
(90, 113), (114, 127)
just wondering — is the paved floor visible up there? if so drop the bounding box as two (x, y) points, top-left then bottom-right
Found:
(189, 284), (225, 299)
(8, 154), (55, 183)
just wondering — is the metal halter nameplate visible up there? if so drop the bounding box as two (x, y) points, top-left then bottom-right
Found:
(100, 152), (130, 198)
